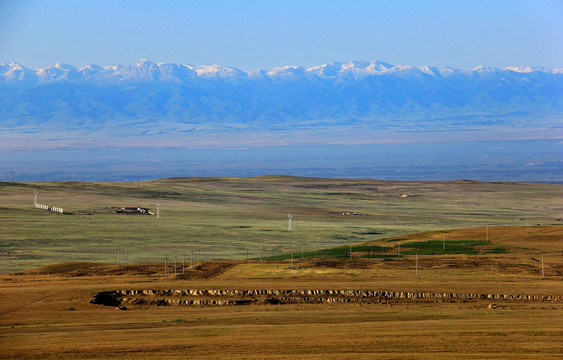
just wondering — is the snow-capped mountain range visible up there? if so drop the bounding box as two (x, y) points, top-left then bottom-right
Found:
(1, 59), (562, 149)
(2, 59), (562, 85)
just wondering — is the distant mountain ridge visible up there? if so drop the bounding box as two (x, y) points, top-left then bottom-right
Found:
(2, 59), (562, 85)
(0, 59), (562, 149)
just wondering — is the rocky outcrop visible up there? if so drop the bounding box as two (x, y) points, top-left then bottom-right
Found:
(91, 289), (563, 308)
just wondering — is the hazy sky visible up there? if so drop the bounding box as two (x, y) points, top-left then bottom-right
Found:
(1, 0), (562, 70)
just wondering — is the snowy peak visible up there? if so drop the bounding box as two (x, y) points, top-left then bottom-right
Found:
(52, 62), (77, 71)
(419, 66), (441, 76)
(195, 64), (246, 78)
(135, 58), (151, 66)
(306, 62), (345, 77)
(364, 60), (394, 72)
(0, 62), (37, 84)
(80, 64), (103, 72)
(36, 62), (80, 83)
(266, 66), (306, 79)
(504, 66), (552, 73)
(472, 65), (498, 72)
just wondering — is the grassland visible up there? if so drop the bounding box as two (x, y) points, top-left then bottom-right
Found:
(0, 176), (562, 358)
(1, 223), (562, 360)
(1, 176), (562, 273)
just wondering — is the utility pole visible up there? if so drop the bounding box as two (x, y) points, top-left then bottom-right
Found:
(443, 235), (445, 251)
(542, 253), (544, 278)
(288, 213), (293, 231)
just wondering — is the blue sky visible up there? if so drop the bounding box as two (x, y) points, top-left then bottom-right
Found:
(1, 0), (562, 70)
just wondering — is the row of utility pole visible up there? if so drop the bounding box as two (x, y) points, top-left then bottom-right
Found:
(164, 246), (213, 279)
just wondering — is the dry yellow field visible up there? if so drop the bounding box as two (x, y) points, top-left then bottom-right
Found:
(1, 226), (562, 359)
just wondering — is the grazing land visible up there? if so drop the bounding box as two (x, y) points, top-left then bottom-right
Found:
(0, 177), (562, 358)
(1, 176), (562, 272)
(1, 225), (562, 360)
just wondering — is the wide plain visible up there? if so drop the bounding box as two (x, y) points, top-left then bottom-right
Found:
(1, 176), (562, 272)
(0, 177), (562, 359)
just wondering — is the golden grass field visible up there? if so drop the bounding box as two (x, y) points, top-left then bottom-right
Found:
(1, 227), (562, 359)
(0, 177), (562, 358)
